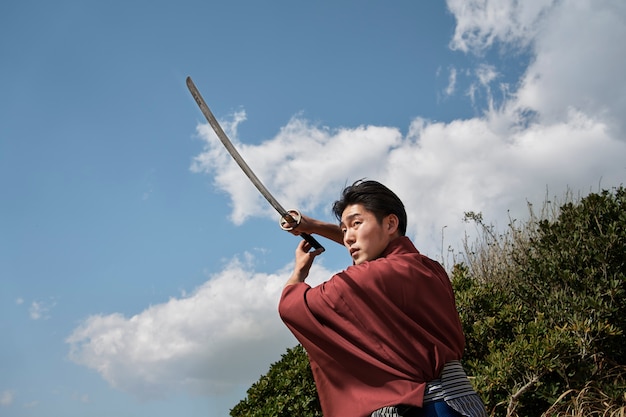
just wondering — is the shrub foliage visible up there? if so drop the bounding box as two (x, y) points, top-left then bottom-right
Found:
(454, 186), (625, 416)
(231, 187), (626, 417)
(230, 345), (321, 416)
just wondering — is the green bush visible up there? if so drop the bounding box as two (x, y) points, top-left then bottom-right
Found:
(454, 186), (626, 416)
(230, 345), (321, 416)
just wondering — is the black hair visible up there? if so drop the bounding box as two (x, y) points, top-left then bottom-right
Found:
(331, 179), (407, 236)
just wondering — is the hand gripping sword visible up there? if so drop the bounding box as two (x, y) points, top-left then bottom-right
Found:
(186, 76), (325, 253)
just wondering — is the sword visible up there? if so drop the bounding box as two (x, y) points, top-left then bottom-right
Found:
(186, 76), (325, 252)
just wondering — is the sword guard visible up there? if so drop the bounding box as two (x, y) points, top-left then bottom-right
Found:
(279, 210), (325, 253)
(279, 210), (302, 231)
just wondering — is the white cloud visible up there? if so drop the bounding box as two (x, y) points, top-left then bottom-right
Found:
(445, 67), (457, 96)
(66, 255), (331, 399)
(29, 299), (56, 320)
(512, 0), (626, 134)
(448, 0), (626, 135)
(29, 302), (44, 320)
(466, 63), (500, 109)
(72, 392), (90, 404)
(23, 400), (39, 408)
(1, 390), (15, 406)
(447, 0), (558, 53)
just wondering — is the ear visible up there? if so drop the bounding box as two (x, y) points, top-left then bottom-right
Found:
(385, 214), (399, 236)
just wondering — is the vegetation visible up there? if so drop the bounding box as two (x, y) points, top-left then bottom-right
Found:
(230, 345), (321, 417)
(231, 186), (626, 417)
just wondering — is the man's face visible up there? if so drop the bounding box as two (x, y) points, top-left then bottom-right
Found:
(340, 204), (395, 265)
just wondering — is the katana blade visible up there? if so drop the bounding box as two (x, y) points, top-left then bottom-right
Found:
(187, 76), (324, 252)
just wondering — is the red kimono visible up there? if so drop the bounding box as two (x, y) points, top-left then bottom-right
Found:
(279, 236), (465, 417)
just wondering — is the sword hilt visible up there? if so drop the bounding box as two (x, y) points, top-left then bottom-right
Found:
(279, 210), (325, 253)
(301, 232), (325, 253)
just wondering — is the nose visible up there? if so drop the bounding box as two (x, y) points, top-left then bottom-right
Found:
(344, 229), (355, 246)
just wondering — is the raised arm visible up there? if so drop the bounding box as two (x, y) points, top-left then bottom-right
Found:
(282, 212), (344, 246)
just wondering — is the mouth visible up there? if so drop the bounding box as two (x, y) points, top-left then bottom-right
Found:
(349, 248), (359, 258)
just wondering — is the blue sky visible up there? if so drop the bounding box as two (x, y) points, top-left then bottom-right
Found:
(1, 1), (625, 416)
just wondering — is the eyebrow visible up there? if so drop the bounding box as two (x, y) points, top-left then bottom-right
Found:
(340, 212), (362, 227)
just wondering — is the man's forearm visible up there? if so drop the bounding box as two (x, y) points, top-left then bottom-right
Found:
(285, 272), (306, 287)
(305, 218), (344, 245)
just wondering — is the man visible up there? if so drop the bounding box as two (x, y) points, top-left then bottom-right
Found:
(278, 180), (487, 417)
